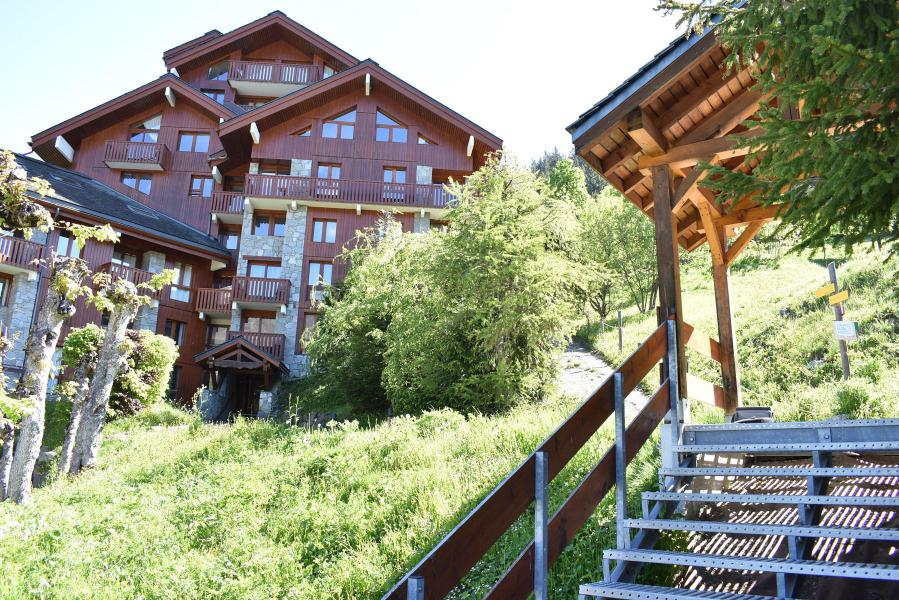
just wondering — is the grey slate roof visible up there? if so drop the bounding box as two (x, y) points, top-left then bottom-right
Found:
(15, 153), (229, 257)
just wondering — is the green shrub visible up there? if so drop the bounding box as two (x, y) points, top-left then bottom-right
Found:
(60, 325), (178, 419)
(306, 158), (587, 415)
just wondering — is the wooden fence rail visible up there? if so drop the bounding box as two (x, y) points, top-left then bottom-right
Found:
(382, 321), (670, 600)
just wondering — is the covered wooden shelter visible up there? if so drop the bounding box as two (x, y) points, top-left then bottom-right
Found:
(568, 28), (784, 414)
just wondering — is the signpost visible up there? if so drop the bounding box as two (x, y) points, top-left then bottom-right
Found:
(826, 262), (851, 380)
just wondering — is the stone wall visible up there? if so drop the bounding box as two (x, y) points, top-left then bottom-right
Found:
(279, 206), (306, 375)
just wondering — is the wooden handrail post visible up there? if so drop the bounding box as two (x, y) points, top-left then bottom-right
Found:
(614, 372), (628, 549)
(534, 451), (548, 600)
(406, 576), (423, 600)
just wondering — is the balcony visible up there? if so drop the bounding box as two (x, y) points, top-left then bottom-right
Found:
(211, 191), (246, 224)
(196, 288), (232, 316)
(99, 262), (160, 297)
(196, 276), (290, 316)
(232, 276), (290, 308)
(227, 331), (285, 359)
(228, 61), (322, 97)
(245, 174), (456, 211)
(0, 234), (42, 276)
(103, 141), (170, 171)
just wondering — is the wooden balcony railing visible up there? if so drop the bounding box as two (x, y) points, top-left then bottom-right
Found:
(211, 192), (245, 214)
(228, 61), (323, 86)
(231, 276), (290, 306)
(195, 288), (232, 314)
(245, 174), (457, 210)
(99, 262), (160, 296)
(0, 234), (42, 271)
(228, 331), (285, 359)
(103, 141), (170, 169)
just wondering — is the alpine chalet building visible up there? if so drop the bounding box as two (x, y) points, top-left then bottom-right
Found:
(11, 11), (501, 418)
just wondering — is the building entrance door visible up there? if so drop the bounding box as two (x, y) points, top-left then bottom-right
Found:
(233, 375), (262, 418)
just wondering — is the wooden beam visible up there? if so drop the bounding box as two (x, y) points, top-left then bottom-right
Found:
(695, 196), (724, 264)
(652, 165), (687, 397)
(658, 66), (751, 133)
(685, 373), (728, 409)
(682, 322), (722, 363)
(598, 139), (639, 176)
(637, 128), (762, 171)
(713, 227), (741, 414)
(725, 221), (765, 265)
(677, 89), (766, 147)
(627, 108), (668, 156)
(715, 203), (783, 227)
(672, 166), (710, 214)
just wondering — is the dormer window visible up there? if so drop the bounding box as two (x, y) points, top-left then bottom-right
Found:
(322, 109), (356, 140)
(208, 61), (228, 81)
(418, 134), (436, 145)
(129, 114), (161, 143)
(375, 110), (407, 143)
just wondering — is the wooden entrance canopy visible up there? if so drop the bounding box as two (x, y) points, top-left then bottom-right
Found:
(568, 29), (785, 414)
(194, 335), (289, 391)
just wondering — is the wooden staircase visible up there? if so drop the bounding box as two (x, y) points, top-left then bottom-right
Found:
(579, 419), (899, 599)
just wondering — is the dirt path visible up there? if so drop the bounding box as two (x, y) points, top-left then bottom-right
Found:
(558, 342), (649, 417)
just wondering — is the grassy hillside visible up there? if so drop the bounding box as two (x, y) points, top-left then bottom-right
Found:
(582, 245), (897, 421)
(1, 245), (895, 599)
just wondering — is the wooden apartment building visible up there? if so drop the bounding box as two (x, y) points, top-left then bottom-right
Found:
(9, 11), (501, 418)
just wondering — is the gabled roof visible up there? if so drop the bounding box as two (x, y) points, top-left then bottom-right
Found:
(163, 10), (358, 72)
(30, 74), (234, 165)
(193, 334), (289, 373)
(567, 27), (717, 150)
(15, 154), (229, 259)
(218, 60), (503, 150)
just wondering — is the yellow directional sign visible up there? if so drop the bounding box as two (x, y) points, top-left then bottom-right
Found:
(829, 289), (850, 305)
(814, 283), (836, 297)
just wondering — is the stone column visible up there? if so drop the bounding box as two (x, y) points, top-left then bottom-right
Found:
(279, 206), (307, 375)
(133, 251), (166, 333)
(3, 271), (41, 370)
(414, 166), (433, 233)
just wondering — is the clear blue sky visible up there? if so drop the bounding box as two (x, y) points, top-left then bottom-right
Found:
(0, 0), (682, 163)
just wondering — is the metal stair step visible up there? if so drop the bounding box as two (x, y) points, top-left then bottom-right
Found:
(642, 491), (899, 507)
(684, 418), (899, 432)
(579, 581), (790, 599)
(623, 518), (899, 541)
(658, 466), (899, 478)
(602, 549), (899, 581)
(674, 441), (899, 454)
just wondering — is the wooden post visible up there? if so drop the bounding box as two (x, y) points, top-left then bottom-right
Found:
(713, 226), (741, 414)
(651, 166), (686, 398)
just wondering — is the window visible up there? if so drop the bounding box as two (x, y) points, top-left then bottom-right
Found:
(164, 319), (186, 346)
(208, 61), (228, 81)
(242, 311), (277, 333)
(219, 226), (240, 250)
(128, 114), (161, 143)
(236, 96), (270, 109)
(321, 108), (356, 140)
(418, 134), (435, 145)
(0, 275), (10, 306)
(207, 325), (228, 348)
(291, 126), (311, 137)
(312, 219), (337, 243)
(323, 65), (336, 78)
(202, 89), (225, 103)
(252, 212), (286, 237)
(300, 312), (319, 352)
(375, 110), (407, 143)
(308, 261), (333, 301)
(383, 167), (406, 184)
(111, 250), (137, 268)
(258, 160), (291, 176)
(167, 365), (181, 399)
(121, 172), (152, 195)
(189, 175), (214, 198)
(178, 132), (210, 153)
(55, 234), (80, 258)
(224, 176), (245, 193)
(247, 261), (282, 279)
(170, 262), (192, 303)
(317, 164), (341, 180)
